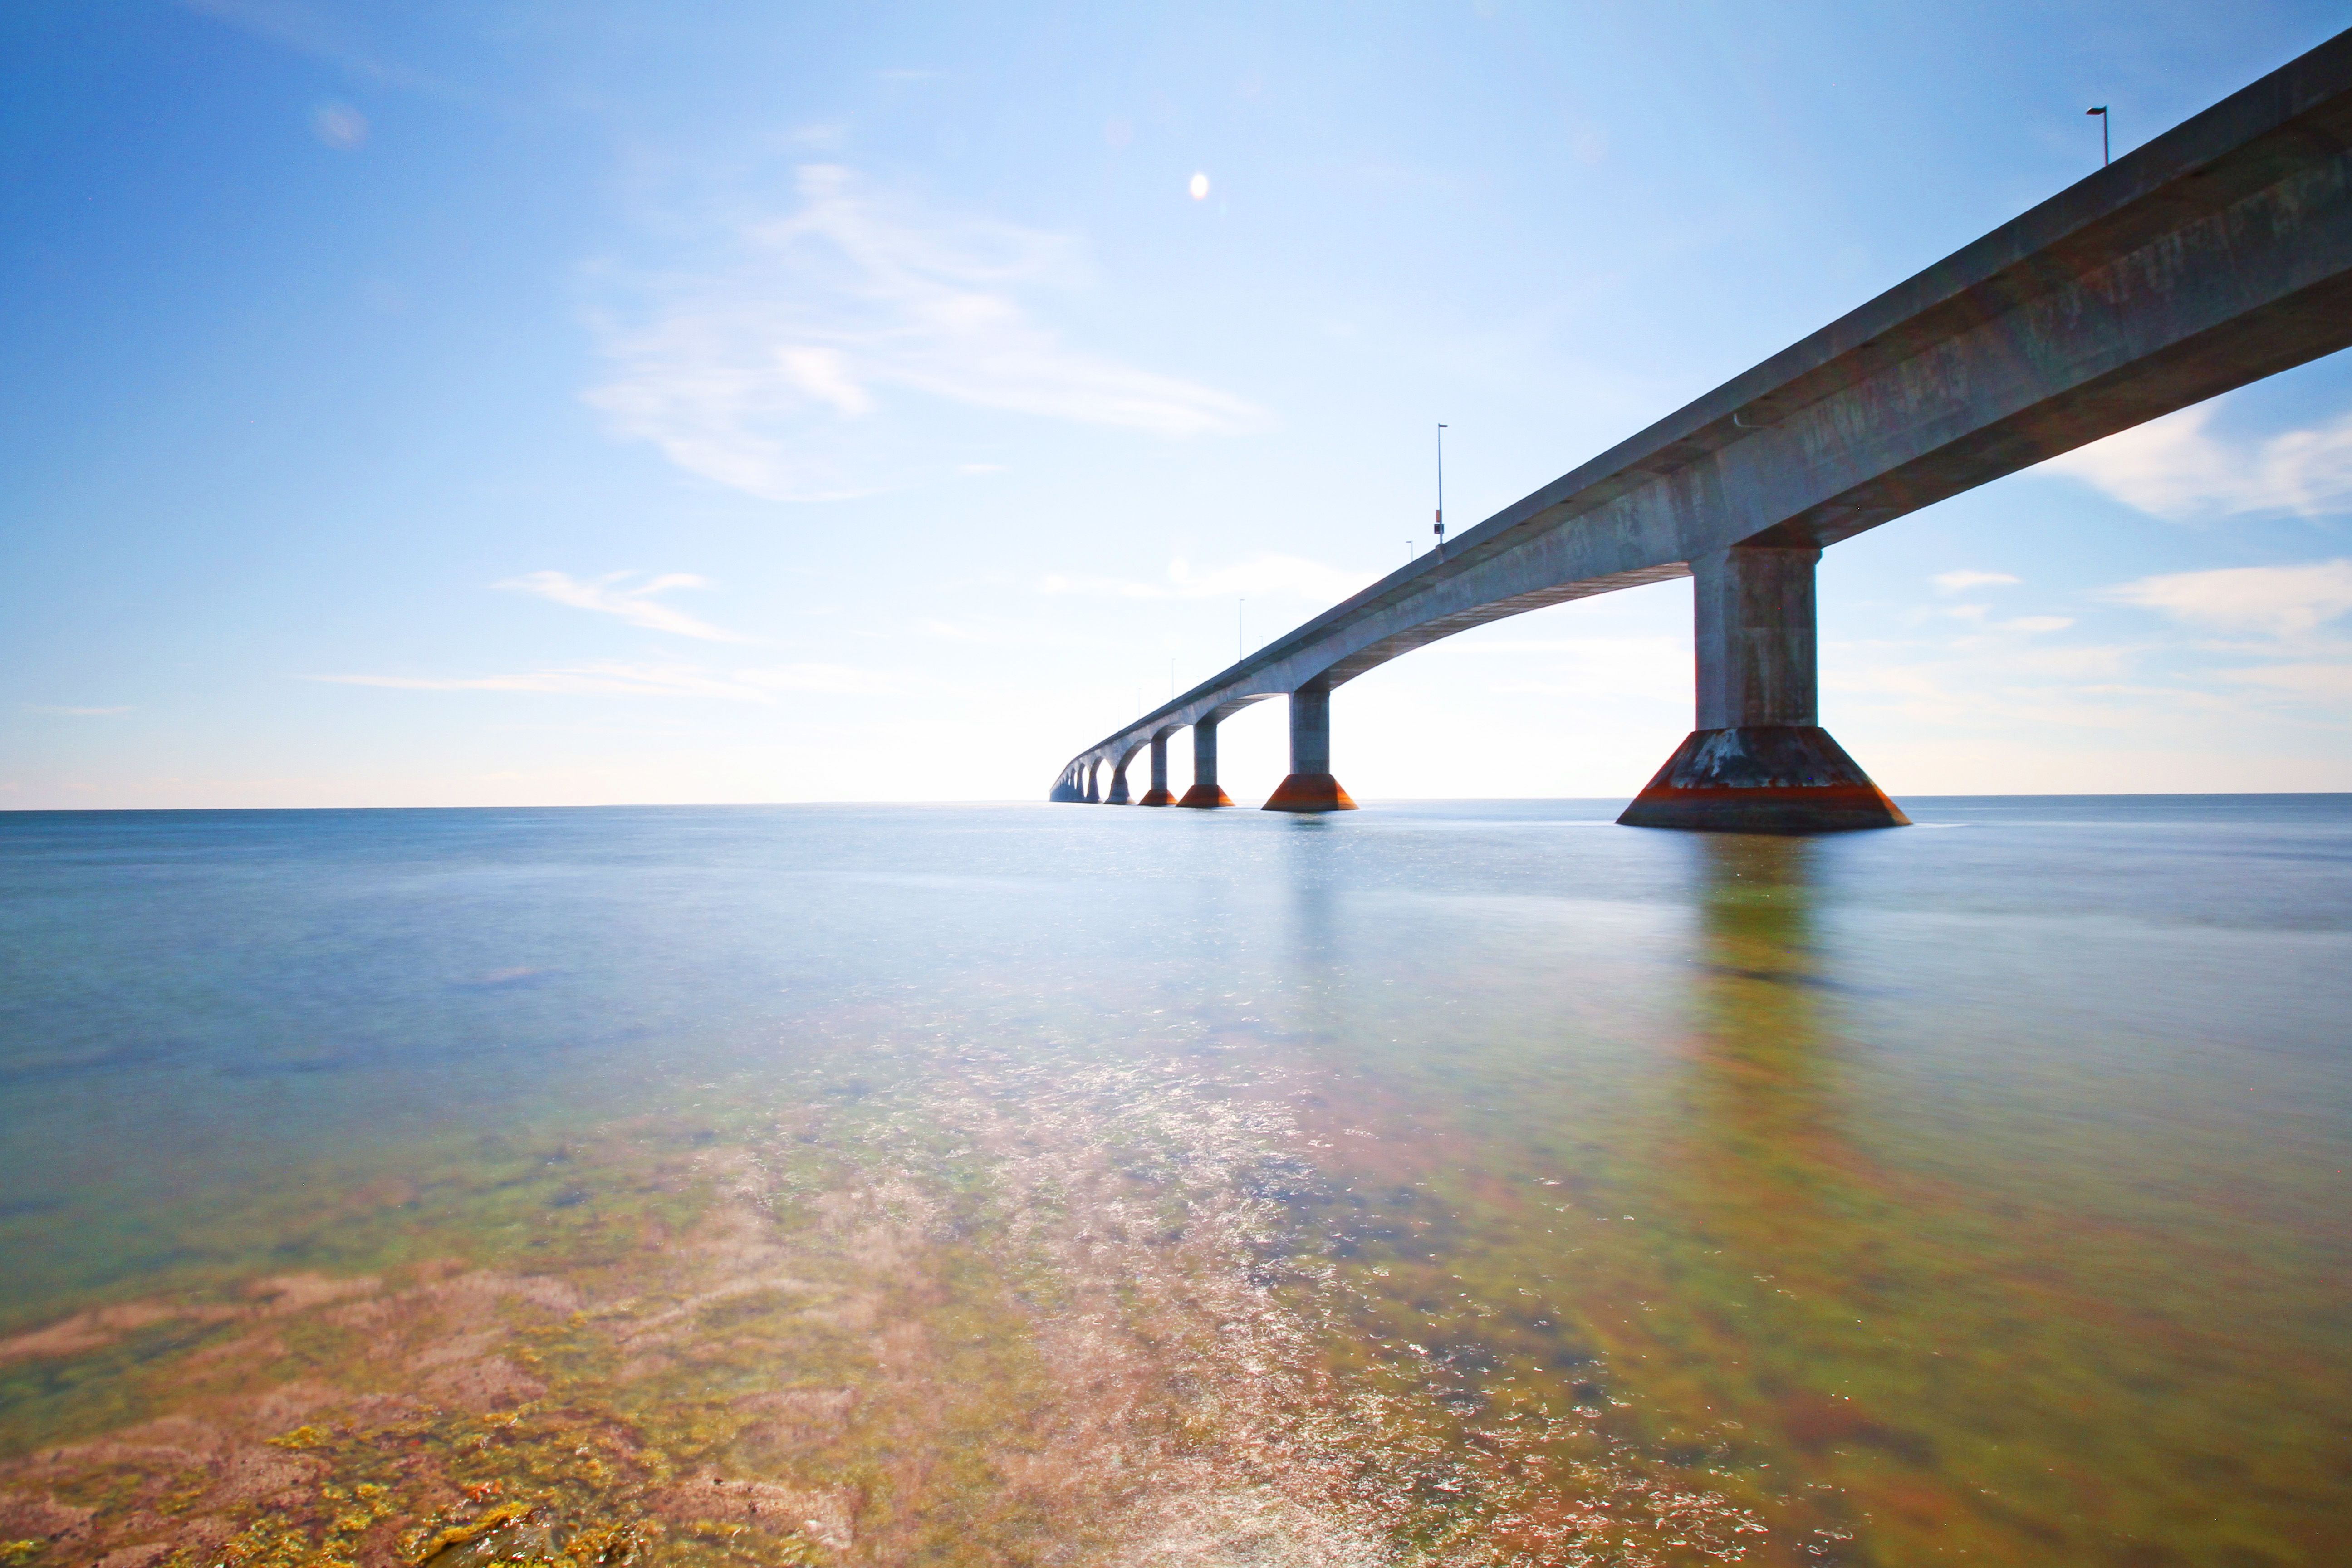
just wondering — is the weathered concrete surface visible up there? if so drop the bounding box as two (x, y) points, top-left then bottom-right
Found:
(1054, 31), (2352, 826)
(1695, 547), (1819, 730)
(1619, 728), (1911, 833)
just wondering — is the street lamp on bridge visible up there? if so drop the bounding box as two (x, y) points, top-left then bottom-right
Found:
(1434, 422), (1449, 557)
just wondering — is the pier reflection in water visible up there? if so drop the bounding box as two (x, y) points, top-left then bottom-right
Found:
(0, 801), (2346, 1566)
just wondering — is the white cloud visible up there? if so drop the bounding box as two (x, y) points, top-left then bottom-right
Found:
(2043, 404), (2352, 519)
(584, 166), (1268, 501)
(2218, 663), (2352, 700)
(309, 661), (898, 701)
(1931, 569), (2019, 593)
(1825, 636), (2199, 734)
(2100, 559), (2352, 636)
(1040, 554), (1372, 603)
(311, 663), (767, 700)
(1931, 603), (2071, 634)
(498, 570), (755, 643)
(1829, 559), (2352, 741)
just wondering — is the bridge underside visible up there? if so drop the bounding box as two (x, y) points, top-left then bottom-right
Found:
(1313, 564), (1695, 688)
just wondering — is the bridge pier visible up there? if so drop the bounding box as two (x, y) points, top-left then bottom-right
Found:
(1084, 760), (1101, 803)
(1264, 687), (1357, 813)
(1050, 763), (1085, 803)
(1619, 545), (1908, 833)
(1107, 757), (1132, 804)
(1139, 733), (1176, 806)
(1176, 720), (1234, 807)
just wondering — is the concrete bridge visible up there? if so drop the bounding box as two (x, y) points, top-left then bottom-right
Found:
(1054, 30), (2352, 831)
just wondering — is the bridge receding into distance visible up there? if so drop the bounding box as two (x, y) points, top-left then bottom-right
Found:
(1054, 30), (2352, 831)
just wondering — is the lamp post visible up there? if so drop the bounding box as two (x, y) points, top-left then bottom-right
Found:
(2087, 105), (2109, 166)
(1434, 422), (1449, 557)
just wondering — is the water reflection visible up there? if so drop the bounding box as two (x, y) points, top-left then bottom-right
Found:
(1676, 836), (1916, 1555)
(1683, 834), (1857, 1242)
(1281, 816), (1341, 971)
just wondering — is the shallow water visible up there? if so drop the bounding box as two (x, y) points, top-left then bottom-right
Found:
(1, 799), (2347, 1566)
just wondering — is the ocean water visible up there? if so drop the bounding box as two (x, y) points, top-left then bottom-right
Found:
(0, 798), (2347, 1567)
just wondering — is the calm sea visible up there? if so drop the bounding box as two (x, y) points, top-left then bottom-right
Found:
(1, 799), (2347, 1566)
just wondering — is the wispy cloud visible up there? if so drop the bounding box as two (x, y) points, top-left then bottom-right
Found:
(175, 0), (448, 95)
(1827, 637), (2210, 735)
(2100, 559), (2352, 636)
(1937, 603), (2074, 633)
(2218, 662), (2352, 700)
(309, 662), (895, 702)
(2044, 404), (2352, 520)
(1931, 569), (2019, 593)
(1040, 554), (1372, 602)
(498, 570), (756, 642)
(583, 165), (1268, 501)
(1836, 558), (2352, 738)
(26, 705), (132, 716)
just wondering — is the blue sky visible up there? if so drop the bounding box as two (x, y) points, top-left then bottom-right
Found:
(5, 0), (2350, 807)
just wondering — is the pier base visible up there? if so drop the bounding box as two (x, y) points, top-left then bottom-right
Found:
(1262, 773), (1358, 813)
(1139, 733), (1176, 804)
(1262, 688), (1355, 813)
(1178, 720), (1231, 807)
(1617, 726), (1909, 833)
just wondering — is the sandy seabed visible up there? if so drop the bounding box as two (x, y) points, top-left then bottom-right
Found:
(0, 1040), (1774, 1568)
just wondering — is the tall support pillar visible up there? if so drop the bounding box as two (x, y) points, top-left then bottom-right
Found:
(1176, 720), (1233, 807)
(1139, 732), (1176, 805)
(1264, 686), (1357, 812)
(1107, 757), (1132, 804)
(1620, 545), (1906, 833)
(1084, 760), (1100, 803)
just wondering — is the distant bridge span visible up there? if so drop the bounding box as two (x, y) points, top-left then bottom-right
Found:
(1054, 30), (2352, 830)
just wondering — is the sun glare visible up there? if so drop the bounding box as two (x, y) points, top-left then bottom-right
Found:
(1188, 171), (1209, 200)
